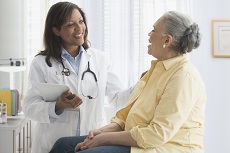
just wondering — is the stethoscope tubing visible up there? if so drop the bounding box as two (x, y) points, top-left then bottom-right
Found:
(61, 61), (99, 99)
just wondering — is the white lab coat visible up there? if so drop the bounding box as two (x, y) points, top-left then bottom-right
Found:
(22, 48), (132, 153)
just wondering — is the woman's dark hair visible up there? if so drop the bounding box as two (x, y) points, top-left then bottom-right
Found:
(37, 2), (89, 67)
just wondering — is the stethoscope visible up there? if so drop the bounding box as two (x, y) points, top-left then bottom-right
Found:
(61, 61), (98, 99)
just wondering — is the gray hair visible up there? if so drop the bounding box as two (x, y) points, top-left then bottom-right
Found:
(162, 11), (201, 54)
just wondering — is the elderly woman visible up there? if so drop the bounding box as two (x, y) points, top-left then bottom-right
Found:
(50, 11), (207, 153)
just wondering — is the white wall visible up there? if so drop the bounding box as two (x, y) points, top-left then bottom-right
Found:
(190, 0), (230, 152)
(0, 0), (23, 59)
(81, 0), (103, 50)
(0, 0), (24, 90)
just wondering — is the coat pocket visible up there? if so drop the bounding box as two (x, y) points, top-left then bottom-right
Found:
(41, 122), (72, 150)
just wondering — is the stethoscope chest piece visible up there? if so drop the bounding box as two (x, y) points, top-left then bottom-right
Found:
(62, 67), (70, 76)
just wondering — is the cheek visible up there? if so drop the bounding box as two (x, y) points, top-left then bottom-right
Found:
(61, 31), (73, 40)
(150, 41), (157, 50)
(82, 25), (86, 33)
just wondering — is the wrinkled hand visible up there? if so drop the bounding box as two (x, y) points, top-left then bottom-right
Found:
(88, 129), (102, 139)
(55, 90), (83, 111)
(74, 130), (102, 152)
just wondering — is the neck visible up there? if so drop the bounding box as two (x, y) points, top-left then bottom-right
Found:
(158, 49), (178, 61)
(65, 46), (80, 58)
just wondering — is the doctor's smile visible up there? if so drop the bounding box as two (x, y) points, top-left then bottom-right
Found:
(73, 33), (84, 39)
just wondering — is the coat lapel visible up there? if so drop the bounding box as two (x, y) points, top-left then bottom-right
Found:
(78, 50), (91, 77)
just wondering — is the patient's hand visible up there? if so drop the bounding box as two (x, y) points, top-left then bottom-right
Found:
(74, 133), (105, 152)
(88, 129), (102, 139)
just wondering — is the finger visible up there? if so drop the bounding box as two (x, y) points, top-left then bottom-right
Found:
(72, 101), (80, 108)
(77, 100), (83, 106)
(88, 131), (94, 139)
(80, 146), (88, 150)
(74, 144), (81, 152)
(63, 90), (71, 97)
(73, 103), (78, 108)
(58, 90), (70, 101)
(68, 96), (82, 105)
(75, 96), (82, 103)
(73, 99), (82, 108)
(66, 94), (74, 100)
(95, 130), (102, 135)
(59, 91), (73, 104)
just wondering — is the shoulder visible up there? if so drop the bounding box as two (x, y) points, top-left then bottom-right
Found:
(86, 47), (112, 68)
(32, 55), (58, 63)
(86, 47), (110, 63)
(86, 47), (107, 57)
(31, 55), (46, 64)
(172, 59), (205, 89)
(31, 55), (57, 67)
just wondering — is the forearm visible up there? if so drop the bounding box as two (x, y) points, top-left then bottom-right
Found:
(78, 124), (139, 151)
(98, 122), (122, 132)
(100, 131), (138, 147)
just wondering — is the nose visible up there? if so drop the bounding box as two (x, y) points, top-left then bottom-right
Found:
(148, 32), (151, 36)
(74, 23), (81, 30)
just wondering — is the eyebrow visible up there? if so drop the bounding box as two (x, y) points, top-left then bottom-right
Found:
(67, 17), (83, 22)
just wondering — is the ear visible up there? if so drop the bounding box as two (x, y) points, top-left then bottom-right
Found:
(164, 35), (173, 47)
(52, 27), (60, 36)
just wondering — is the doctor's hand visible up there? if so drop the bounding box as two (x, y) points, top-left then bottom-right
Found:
(55, 90), (83, 111)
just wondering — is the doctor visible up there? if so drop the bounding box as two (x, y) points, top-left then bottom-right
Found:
(22, 2), (132, 153)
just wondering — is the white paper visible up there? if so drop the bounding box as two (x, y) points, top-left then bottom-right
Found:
(36, 83), (70, 102)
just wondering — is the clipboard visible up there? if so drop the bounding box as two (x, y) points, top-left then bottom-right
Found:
(36, 83), (70, 101)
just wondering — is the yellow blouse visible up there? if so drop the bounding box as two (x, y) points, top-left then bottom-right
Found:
(111, 54), (207, 153)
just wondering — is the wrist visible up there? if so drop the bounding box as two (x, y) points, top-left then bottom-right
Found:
(55, 101), (63, 112)
(97, 133), (107, 145)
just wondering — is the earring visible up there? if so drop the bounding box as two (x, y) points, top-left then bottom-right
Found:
(163, 44), (166, 48)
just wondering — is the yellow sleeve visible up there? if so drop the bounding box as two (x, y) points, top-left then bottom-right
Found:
(130, 71), (206, 148)
(110, 116), (126, 130)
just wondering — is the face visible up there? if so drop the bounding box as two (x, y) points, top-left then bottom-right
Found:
(148, 17), (167, 60)
(53, 9), (86, 51)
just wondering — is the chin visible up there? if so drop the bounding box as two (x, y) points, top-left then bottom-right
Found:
(147, 50), (152, 55)
(76, 40), (84, 46)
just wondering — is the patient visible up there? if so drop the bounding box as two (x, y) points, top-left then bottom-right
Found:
(49, 11), (207, 153)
